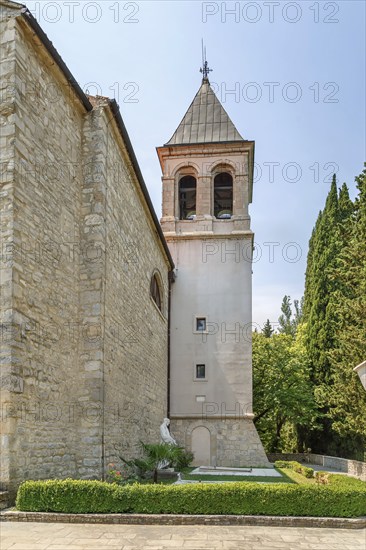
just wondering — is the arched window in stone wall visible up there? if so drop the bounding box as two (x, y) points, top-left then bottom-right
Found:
(214, 172), (233, 219)
(179, 175), (197, 220)
(150, 272), (163, 312)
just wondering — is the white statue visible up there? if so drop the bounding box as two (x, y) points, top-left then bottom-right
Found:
(160, 417), (177, 446)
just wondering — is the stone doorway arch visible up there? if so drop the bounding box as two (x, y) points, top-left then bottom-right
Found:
(191, 426), (211, 466)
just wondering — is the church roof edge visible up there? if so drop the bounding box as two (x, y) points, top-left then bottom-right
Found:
(0, 0), (26, 10)
(19, 5), (93, 112)
(108, 99), (175, 270)
(9, 6), (174, 270)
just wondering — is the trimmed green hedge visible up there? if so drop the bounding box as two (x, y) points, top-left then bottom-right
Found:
(275, 460), (314, 478)
(16, 478), (366, 518)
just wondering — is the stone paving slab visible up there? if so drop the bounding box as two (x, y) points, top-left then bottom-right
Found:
(0, 521), (365, 549)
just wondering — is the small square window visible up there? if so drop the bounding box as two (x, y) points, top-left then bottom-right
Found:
(196, 318), (206, 331)
(196, 364), (206, 379)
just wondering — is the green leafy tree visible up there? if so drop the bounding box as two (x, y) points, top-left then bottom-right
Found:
(253, 167), (366, 458)
(253, 328), (317, 452)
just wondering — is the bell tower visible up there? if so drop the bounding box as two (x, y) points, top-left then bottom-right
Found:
(157, 70), (268, 467)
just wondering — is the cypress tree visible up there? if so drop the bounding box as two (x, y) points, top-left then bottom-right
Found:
(262, 319), (274, 338)
(278, 296), (294, 336)
(303, 211), (322, 319)
(326, 166), (366, 458)
(338, 182), (354, 226)
(302, 171), (365, 457)
(302, 176), (345, 453)
(304, 175), (339, 386)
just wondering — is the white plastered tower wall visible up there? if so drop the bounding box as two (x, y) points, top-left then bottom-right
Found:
(157, 78), (269, 467)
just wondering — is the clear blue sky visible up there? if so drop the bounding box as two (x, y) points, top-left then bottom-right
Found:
(25, 0), (365, 327)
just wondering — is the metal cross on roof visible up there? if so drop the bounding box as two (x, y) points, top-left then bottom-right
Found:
(200, 60), (212, 79)
(200, 41), (212, 80)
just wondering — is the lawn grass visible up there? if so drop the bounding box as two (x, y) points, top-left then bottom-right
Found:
(276, 468), (315, 485)
(180, 467), (294, 484)
(151, 467), (364, 487)
(272, 468), (365, 487)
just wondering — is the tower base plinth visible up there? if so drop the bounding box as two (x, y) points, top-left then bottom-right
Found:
(171, 418), (269, 468)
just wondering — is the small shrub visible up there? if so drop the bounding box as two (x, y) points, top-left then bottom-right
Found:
(303, 467), (315, 479)
(315, 471), (330, 485)
(106, 464), (138, 485)
(172, 449), (194, 470)
(275, 460), (313, 479)
(274, 460), (288, 468)
(121, 442), (192, 483)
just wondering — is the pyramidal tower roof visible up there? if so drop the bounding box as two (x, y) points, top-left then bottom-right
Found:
(165, 78), (244, 146)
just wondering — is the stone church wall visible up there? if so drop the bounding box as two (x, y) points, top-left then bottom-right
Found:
(1, 8), (86, 494)
(79, 102), (170, 472)
(104, 115), (169, 466)
(0, 5), (18, 492)
(0, 4), (170, 495)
